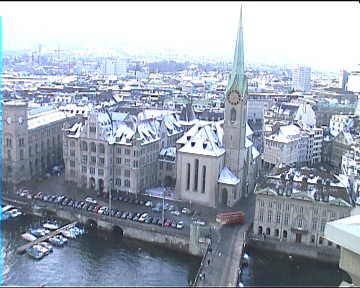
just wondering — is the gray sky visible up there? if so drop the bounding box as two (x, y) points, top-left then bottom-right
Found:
(1, 1), (359, 71)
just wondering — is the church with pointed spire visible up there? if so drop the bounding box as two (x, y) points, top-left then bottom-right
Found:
(176, 7), (261, 208)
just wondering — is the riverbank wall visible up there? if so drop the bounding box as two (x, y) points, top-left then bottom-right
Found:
(247, 237), (340, 264)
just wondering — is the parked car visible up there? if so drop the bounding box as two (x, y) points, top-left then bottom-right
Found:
(176, 221), (184, 229)
(115, 211), (122, 218)
(145, 201), (152, 207)
(193, 219), (207, 226)
(181, 207), (191, 215)
(152, 206), (161, 213)
(171, 222), (177, 228)
(127, 212), (134, 220)
(85, 197), (97, 204)
(121, 211), (129, 219)
(145, 216), (153, 224)
(171, 210), (181, 216)
(164, 219), (172, 227)
(138, 213), (149, 222)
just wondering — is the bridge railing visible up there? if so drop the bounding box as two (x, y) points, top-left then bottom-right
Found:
(192, 239), (211, 287)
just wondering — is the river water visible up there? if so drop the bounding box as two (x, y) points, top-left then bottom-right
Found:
(2, 214), (349, 286)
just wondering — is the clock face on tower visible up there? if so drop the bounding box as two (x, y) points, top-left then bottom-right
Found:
(227, 90), (240, 105)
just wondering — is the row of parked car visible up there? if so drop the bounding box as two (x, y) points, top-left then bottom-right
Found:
(19, 191), (185, 230)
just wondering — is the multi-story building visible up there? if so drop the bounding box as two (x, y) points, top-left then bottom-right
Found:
(263, 123), (323, 169)
(63, 109), (183, 196)
(2, 100), (76, 192)
(253, 167), (353, 248)
(292, 66), (311, 92)
(339, 70), (349, 90)
(100, 58), (128, 76)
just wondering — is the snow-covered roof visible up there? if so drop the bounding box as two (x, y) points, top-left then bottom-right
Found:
(160, 147), (176, 158)
(28, 110), (69, 130)
(252, 146), (260, 159)
(294, 104), (316, 128)
(179, 122), (225, 157)
(218, 167), (240, 185)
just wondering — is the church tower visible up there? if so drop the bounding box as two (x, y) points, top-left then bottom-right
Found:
(223, 6), (248, 178)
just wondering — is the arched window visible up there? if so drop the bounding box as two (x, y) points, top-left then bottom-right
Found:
(81, 141), (88, 151)
(201, 165), (206, 194)
(258, 226), (263, 235)
(266, 227), (271, 235)
(283, 230), (288, 239)
(230, 108), (236, 123)
(186, 163), (191, 190)
(99, 143), (105, 154)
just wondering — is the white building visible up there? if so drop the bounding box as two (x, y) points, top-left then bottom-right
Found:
(339, 70), (349, 90)
(263, 123), (323, 168)
(292, 66), (311, 92)
(100, 58), (128, 76)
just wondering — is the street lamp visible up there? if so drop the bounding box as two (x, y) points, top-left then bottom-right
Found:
(162, 185), (165, 227)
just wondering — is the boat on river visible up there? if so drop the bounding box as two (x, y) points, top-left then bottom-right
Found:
(26, 246), (46, 260)
(29, 228), (51, 238)
(21, 233), (37, 242)
(43, 222), (60, 230)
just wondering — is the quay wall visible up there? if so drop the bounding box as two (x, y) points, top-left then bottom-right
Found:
(4, 197), (201, 257)
(248, 238), (340, 264)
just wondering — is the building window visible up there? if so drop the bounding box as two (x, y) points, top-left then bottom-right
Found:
(319, 237), (323, 245)
(166, 163), (172, 170)
(299, 206), (303, 214)
(297, 218), (303, 228)
(116, 147), (121, 154)
(320, 221), (326, 232)
(70, 160), (75, 168)
(277, 203), (281, 210)
(116, 157), (121, 165)
(99, 143), (105, 154)
(328, 240), (333, 246)
(125, 158), (130, 166)
(313, 208), (318, 216)
(82, 166), (87, 173)
(125, 149), (130, 155)
(70, 140), (75, 147)
(260, 200), (265, 208)
(99, 157), (105, 166)
(115, 178), (121, 185)
(194, 159), (199, 191)
(124, 169), (130, 177)
(6, 138), (12, 147)
(230, 108), (236, 122)
(276, 213), (281, 224)
(268, 211), (272, 223)
(90, 126), (96, 133)
(259, 210), (264, 222)
(311, 235), (315, 243)
(70, 150), (75, 157)
(124, 179), (130, 187)
(81, 141), (88, 151)
(90, 142), (96, 153)
(312, 219), (317, 231)
(284, 214), (289, 225)
(186, 163), (191, 190)
(115, 167), (121, 176)
(160, 162), (163, 169)
(19, 138), (24, 147)
(20, 149), (24, 160)
(82, 155), (88, 164)
(286, 204), (290, 211)
(275, 229), (279, 237)
(98, 169), (104, 176)
(90, 156), (96, 164)
(90, 167), (95, 175)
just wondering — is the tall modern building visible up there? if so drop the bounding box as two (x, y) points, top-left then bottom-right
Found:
(100, 58), (128, 76)
(339, 69), (349, 90)
(292, 66), (311, 92)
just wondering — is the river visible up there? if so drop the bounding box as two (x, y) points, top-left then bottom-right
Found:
(2, 214), (350, 286)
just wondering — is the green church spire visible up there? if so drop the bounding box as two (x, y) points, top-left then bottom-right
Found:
(226, 5), (247, 95)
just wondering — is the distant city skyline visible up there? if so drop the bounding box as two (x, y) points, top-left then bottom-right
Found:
(1, 1), (359, 72)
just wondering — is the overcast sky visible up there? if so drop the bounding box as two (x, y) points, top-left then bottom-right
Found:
(1, 1), (359, 71)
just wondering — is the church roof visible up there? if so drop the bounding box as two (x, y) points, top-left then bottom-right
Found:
(218, 167), (240, 185)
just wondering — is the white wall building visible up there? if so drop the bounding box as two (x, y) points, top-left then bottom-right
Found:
(292, 66), (311, 92)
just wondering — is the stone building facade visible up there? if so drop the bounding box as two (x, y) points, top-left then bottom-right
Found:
(253, 168), (353, 248)
(2, 100), (75, 192)
(63, 109), (183, 196)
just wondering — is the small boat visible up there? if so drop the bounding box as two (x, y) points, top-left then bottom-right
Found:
(21, 233), (38, 242)
(57, 234), (68, 244)
(29, 228), (51, 238)
(48, 237), (64, 247)
(39, 242), (53, 253)
(2, 205), (15, 213)
(26, 246), (45, 260)
(33, 244), (50, 256)
(61, 230), (76, 239)
(43, 222), (60, 230)
(9, 209), (22, 218)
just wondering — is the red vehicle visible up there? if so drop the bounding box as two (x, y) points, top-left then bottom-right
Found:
(216, 211), (245, 225)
